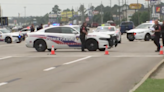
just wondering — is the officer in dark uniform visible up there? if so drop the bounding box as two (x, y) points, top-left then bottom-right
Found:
(161, 21), (164, 46)
(30, 24), (35, 32)
(37, 24), (43, 31)
(80, 22), (88, 52)
(153, 20), (161, 52)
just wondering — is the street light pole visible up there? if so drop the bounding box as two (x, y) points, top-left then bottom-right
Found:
(137, 0), (139, 25)
(0, 4), (2, 26)
(24, 6), (26, 25)
(101, 1), (103, 24)
(118, 0), (120, 25)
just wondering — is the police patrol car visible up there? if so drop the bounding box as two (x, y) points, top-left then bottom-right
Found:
(0, 28), (23, 43)
(26, 26), (117, 52)
(127, 21), (159, 41)
(93, 26), (122, 43)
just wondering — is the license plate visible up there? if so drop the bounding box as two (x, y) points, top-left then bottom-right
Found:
(128, 34), (133, 38)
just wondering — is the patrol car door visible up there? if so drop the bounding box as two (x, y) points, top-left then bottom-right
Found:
(44, 27), (66, 49)
(60, 27), (81, 48)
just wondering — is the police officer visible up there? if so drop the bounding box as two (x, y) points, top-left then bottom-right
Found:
(161, 21), (164, 46)
(37, 24), (43, 31)
(153, 20), (161, 52)
(30, 24), (35, 32)
(80, 22), (88, 52)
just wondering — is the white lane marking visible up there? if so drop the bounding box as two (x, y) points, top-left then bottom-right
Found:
(0, 44), (17, 47)
(44, 67), (56, 71)
(63, 56), (92, 65)
(0, 82), (8, 86)
(0, 56), (12, 60)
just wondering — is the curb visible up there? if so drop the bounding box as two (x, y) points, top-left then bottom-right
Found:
(129, 59), (164, 92)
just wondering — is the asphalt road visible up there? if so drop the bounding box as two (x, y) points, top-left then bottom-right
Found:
(0, 34), (163, 92)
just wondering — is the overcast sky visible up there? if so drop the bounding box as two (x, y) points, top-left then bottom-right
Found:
(0, 0), (151, 17)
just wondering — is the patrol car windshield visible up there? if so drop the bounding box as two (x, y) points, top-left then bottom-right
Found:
(135, 24), (153, 29)
(0, 29), (10, 33)
(95, 27), (115, 32)
(73, 27), (80, 31)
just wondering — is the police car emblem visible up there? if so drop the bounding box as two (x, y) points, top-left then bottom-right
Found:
(76, 36), (79, 40)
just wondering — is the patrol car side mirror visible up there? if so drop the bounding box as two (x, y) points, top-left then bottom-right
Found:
(73, 31), (78, 34)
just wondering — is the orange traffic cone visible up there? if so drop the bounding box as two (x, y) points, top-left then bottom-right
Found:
(105, 45), (109, 55)
(51, 45), (55, 55)
(159, 46), (163, 55)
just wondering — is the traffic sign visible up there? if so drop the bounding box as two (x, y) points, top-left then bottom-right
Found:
(150, 0), (161, 5)
(152, 13), (160, 17)
(161, 6), (164, 14)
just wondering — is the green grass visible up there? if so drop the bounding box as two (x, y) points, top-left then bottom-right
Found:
(134, 78), (164, 92)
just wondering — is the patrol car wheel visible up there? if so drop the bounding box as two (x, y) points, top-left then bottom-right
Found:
(47, 49), (57, 52)
(118, 38), (121, 43)
(99, 48), (105, 51)
(86, 39), (98, 51)
(144, 34), (151, 41)
(5, 37), (12, 44)
(128, 39), (134, 41)
(34, 40), (47, 52)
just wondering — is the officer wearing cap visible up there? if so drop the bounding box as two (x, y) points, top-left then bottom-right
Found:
(80, 22), (88, 52)
(153, 20), (161, 52)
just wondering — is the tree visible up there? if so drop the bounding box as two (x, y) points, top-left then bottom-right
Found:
(131, 11), (150, 26)
(79, 4), (87, 23)
(52, 5), (61, 14)
(103, 12), (112, 22)
(63, 8), (70, 12)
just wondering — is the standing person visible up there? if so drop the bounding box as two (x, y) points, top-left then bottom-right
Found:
(161, 21), (164, 46)
(153, 20), (161, 52)
(80, 22), (88, 52)
(47, 22), (51, 27)
(30, 24), (35, 32)
(37, 24), (43, 31)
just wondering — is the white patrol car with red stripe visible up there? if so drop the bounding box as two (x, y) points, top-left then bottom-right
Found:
(26, 26), (118, 52)
(0, 28), (23, 43)
(93, 26), (122, 43)
(127, 21), (162, 41)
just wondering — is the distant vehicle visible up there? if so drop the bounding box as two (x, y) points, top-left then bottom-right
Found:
(91, 22), (99, 28)
(26, 26), (118, 52)
(12, 25), (23, 31)
(0, 28), (23, 43)
(87, 23), (91, 27)
(127, 22), (155, 41)
(120, 21), (135, 34)
(107, 21), (116, 26)
(93, 26), (121, 43)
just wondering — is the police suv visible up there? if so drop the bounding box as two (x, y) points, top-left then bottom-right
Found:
(26, 26), (117, 52)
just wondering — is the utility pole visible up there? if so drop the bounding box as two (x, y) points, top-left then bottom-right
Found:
(122, 0), (124, 19)
(118, 0), (121, 25)
(125, 0), (128, 21)
(101, 1), (103, 24)
(137, 0), (139, 25)
(148, 0), (151, 20)
(110, 0), (113, 20)
(24, 6), (26, 25)
(110, 0), (112, 8)
(72, 6), (74, 22)
(0, 4), (2, 26)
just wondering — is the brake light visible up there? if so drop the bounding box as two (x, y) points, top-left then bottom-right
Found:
(134, 33), (136, 35)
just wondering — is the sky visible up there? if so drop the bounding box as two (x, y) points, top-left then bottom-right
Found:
(0, 0), (149, 17)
